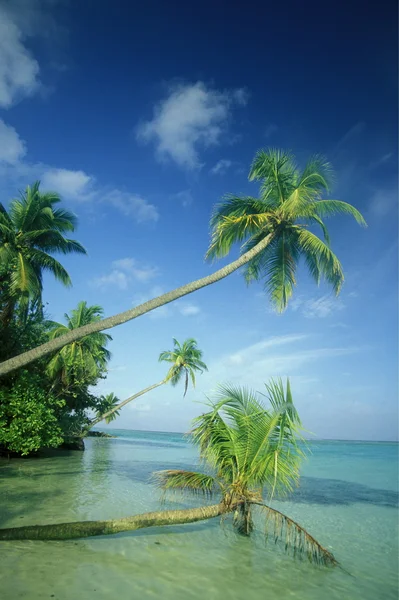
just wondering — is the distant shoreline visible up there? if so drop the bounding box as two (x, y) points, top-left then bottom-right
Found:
(93, 428), (398, 444)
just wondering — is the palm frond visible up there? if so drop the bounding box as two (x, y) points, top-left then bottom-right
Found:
(253, 502), (339, 567)
(296, 228), (344, 295)
(263, 231), (299, 312)
(154, 470), (219, 499)
(312, 200), (367, 226)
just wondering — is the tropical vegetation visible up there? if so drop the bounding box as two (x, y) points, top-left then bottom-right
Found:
(0, 182), (86, 326)
(0, 379), (338, 569)
(0, 148), (366, 377)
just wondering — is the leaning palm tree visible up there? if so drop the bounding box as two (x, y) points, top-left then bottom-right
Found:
(86, 337), (207, 430)
(0, 379), (338, 568)
(0, 149), (366, 376)
(95, 393), (121, 424)
(0, 182), (86, 324)
(47, 301), (112, 392)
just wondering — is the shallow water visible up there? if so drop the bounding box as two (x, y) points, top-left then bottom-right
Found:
(0, 431), (398, 600)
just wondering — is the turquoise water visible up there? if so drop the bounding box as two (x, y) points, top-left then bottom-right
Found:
(0, 431), (398, 599)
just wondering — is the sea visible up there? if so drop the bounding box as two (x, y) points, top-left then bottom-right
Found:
(0, 430), (398, 599)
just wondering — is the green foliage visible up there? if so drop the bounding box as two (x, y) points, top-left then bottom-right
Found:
(155, 379), (338, 566)
(47, 301), (112, 412)
(0, 182), (86, 323)
(95, 393), (121, 424)
(0, 373), (65, 455)
(159, 338), (208, 396)
(207, 148), (366, 312)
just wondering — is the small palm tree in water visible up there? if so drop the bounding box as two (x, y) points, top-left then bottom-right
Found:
(0, 378), (339, 567)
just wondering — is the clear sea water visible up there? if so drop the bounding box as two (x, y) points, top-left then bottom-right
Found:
(0, 430), (398, 600)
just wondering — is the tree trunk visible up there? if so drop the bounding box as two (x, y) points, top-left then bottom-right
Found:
(86, 380), (167, 432)
(0, 503), (230, 541)
(0, 233), (275, 377)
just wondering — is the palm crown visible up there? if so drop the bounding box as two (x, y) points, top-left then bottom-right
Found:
(96, 393), (121, 424)
(156, 379), (338, 566)
(0, 182), (86, 321)
(47, 301), (112, 388)
(159, 337), (208, 396)
(207, 149), (366, 311)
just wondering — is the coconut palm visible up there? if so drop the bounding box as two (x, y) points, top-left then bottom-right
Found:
(0, 182), (86, 324)
(47, 302), (112, 394)
(0, 150), (366, 376)
(87, 337), (207, 430)
(0, 378), (338, 569)
(95, 393), (121, 424)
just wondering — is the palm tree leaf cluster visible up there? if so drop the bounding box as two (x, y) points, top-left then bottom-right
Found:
(0, 182), (86, 324)
(159, 337), (208, 396)
(156, 379), (338, 567)
(207, 149), (366, 312)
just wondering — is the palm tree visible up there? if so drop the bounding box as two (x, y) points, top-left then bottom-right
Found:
(47, 302), (112, 396)
(95, 393), (121, 424)
(0, 182), (86, 324)
(87, 337), (207, 430)
(0, 149), (366, 376)
(0, 379), (338, 568)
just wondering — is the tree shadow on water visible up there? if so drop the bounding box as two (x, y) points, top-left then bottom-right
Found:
(282, 476), (398, 508)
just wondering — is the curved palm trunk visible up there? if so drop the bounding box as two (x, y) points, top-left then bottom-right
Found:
(0, 503), (229, 541)
(0, 233), (275, 377)
(86, 379), (167, 432)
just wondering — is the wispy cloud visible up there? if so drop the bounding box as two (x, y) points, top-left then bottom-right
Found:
(291, 295), (345, 319)
(0, 119), (26, 164)
(0, 4), (40, 108)
(333, 121), (366, 156)
(178, 303), (201, 316)
(210, 159), (232, 175)
(198, 334), (362, 393)
(104, 189), (159, 222)
(92, 258), (159, 290)
(369, 188), (398, 217)
(136, 81), (248, 170)
(370, 153), (393, 169)
(171, 190), (193, 207)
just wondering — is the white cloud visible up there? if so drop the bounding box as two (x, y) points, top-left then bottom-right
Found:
(137, 81), (248, 169)
(210, 159), (232, 175)
(112, 257), (158, 282)
(92, 258), (158, 290)
(291, 295), (345, 319)
(41, 168), (94, 200)
(178, 303), (201, 316)
(0, 119), (26, 163)
(0, 5), (40, 108)
(93, 270), (130, 291)
(104, 189), (159, 223)
(40, 167), (159, 223)
(172, 190), (193, 207)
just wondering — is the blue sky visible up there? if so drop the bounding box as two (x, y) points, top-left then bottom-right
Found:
(0, 0), (397, 440)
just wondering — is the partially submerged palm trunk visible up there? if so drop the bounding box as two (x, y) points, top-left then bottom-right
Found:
(85, 379), (167, 432)
(0, 233), (274, 377)
(0, 504), (228, 541)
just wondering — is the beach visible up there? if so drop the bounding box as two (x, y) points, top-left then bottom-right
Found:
(0, 431), (397, 599)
